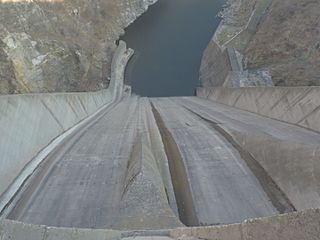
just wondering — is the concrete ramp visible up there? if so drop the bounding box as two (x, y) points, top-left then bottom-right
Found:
(0, 41), (132, 216)
(177, 96), (320, 211)
(151, 98), (278, 225)
(6, 97), (181, 230)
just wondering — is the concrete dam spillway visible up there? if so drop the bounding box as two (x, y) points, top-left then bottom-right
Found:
(1, 1), (320, 240)
(6, 96), (285, 228)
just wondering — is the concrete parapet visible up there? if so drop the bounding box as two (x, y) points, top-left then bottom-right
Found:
(0, 41), (132, 215)
(171, 224), (242, 240)
(45, 226), (120, 240)
(197, 87), (320, 132)
(170, 209), (320, 240)
(2, 209), (320, 240)
(0, 219), (121, 240)
(241, 209), (320, 240)
(0, 219), (45, 240)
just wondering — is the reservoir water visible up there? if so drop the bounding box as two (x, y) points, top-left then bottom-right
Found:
(121, 0), (225, 97)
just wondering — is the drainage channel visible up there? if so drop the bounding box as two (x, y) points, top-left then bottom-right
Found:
(185, 107), (296, 214)
(151, 103), (199, 226)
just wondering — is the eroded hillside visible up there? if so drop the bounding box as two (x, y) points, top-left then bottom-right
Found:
(201, 0), (320, 87)
(0, 0), (156, 94)
(246, 0), (320, 86)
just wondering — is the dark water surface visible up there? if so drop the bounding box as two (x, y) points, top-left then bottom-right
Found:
(121, 0), (225, 97)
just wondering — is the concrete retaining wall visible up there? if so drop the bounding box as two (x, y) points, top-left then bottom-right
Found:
(0, 90), (112, 201)
(0, 41), (132, 214)
(2, 209), (320, 240)
(170, 208), (320, 240)
(0, 219), (121, 240)
(197, 87), (320, 132)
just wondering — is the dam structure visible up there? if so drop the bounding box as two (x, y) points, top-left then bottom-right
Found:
(0, 40), (320, 240)
(1, 1), (320, 240)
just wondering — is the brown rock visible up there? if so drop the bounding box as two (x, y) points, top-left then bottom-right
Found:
(0, 0), (156, 94)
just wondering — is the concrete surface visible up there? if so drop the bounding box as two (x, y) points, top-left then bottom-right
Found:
(9, 94), (317, 228)
(1, 82), (320, 238)
(197, 87), (320, 132)
(170, 208), (320, 240)
(151, 98), (278, 226)
(0, 219), (121, 240)
(6, 97), (181, 229)
(103, 98), (181, 230)
(1, 93), (320, 238)
(122, 237), (174, 240)
(176, 96), (320, 211)
(2, 209), (319, 240)
(0, 41), (131, 215)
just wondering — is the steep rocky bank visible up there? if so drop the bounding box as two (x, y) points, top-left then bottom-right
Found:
(200, 0), (320, 87)
(0, 0), (156, 94)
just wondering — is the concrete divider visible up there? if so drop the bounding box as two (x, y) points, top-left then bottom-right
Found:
(111, 98), (181, 230)
(0, 41), (132, 215)
(197, 87), (320, 132)
(170, 208), (320, 240)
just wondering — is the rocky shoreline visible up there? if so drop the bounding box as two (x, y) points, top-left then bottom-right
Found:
(0, 0), (157, 94)
(200, 0), (320, 87)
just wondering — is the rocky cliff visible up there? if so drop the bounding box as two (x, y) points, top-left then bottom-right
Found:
(0, 0), (156, 94)
(200, 0), (320, 87)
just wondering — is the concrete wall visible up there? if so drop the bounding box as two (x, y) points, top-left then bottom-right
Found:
(2, 209), (319, 240)
(197, 87), (320, 132)
(0, 90), (112, 198)
(170, 208), (320, 240)
(0, 219), (121, 240)
(0, 41), (132, 214)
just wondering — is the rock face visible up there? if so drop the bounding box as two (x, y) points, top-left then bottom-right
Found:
(201, 0), (320, 87)
(0, 0), (156, 94)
